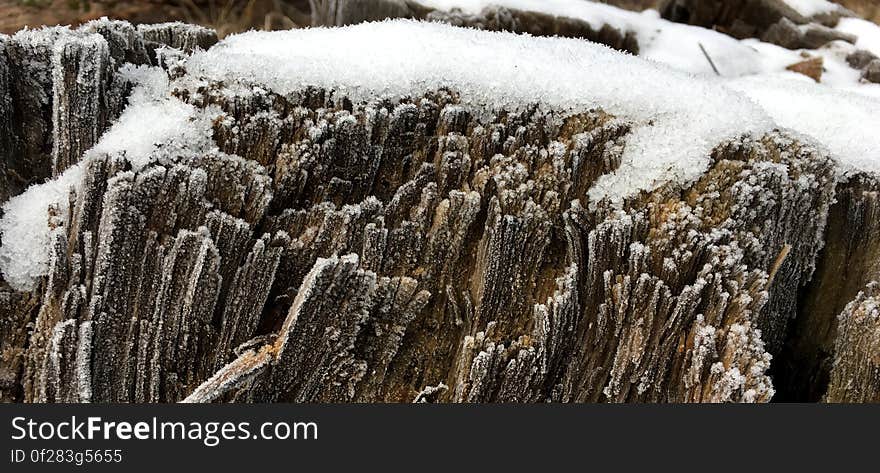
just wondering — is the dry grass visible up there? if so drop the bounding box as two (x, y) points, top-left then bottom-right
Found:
(3, 1), (879, 37)
(177, 0), (310, 37)
(3, 0), (310, 36)
(834, 0), (880, 23)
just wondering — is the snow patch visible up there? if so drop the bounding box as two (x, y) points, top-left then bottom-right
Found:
(0, 66), (215, 291)
(727, 72), (880, 175)
(419, 0), (781, 78)
(836, 17), (880, 57)
(92, 66), (213, 170)
(0, 168), (83, 291)
(417, 0), (879, 94)
(781, 0), (840, 17)
(188, 20), (774, 207)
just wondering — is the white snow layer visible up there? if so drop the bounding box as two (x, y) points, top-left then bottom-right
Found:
(727, 73), (880, 175)
(0, 168), (83, 291)
(836, 17), (880, 57)
(781, 0), (840, 17)
(5, 3), (880, 292)
(0, 65), (215, 291)
(419, 0), (786, 77)
(417, 0), (880, 94)
(187, 20), (774, 204)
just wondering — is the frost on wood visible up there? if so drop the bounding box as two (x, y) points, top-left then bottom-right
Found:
(136, 23), (218, 54)
(0, 80), (825, 403)
(1, 17), (879, 403)
(824, 282), (880, 403)
(0, 19), (217, 202)
(773, 175), (880, 400)
(51, 33), (110, 176)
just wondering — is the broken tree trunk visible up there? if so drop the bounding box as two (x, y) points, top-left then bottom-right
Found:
(1, 17), (878, 404)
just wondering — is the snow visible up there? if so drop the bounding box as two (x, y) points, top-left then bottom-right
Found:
(188, 20), (773, 206)
(416, 0), (879, 93)
(93, 66), (215, 169)
(727, 72), (880, 175)
(419, 1), (781, 77)
(0, 168), (83, 291)
(781, 0), (840, 17)
(412, 1), (880, 163)
(836, 17), (880, 57)
(0, 65), (216, 292)
(739, 37), (880, 97)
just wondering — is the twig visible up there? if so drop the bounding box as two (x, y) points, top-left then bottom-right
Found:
(698, 42), (721, 76)
(766, 244), (792, 289)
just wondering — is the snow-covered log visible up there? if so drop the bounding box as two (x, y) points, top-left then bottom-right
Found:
(1, 11), (880, 404)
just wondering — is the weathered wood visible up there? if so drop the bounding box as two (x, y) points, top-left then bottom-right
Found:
(824, 282), (880, 403)
(51, 33), (110, 176)
(0, 287), (41, 402)
(16, 76), (841, 403)
(0, 20), (221, 201)
(4, 28), (67, 197)
(2, 17), (879, 404)
(137, 23), (218, 53)
(774, 175), (880, 401)
(0, 35), (11, 204)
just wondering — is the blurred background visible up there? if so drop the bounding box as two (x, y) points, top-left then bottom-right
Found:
(1, 0), (311, 35)
(1, 0), (878, 36)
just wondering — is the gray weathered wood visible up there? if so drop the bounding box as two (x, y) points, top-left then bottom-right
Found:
(2, 17), (879, 405)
